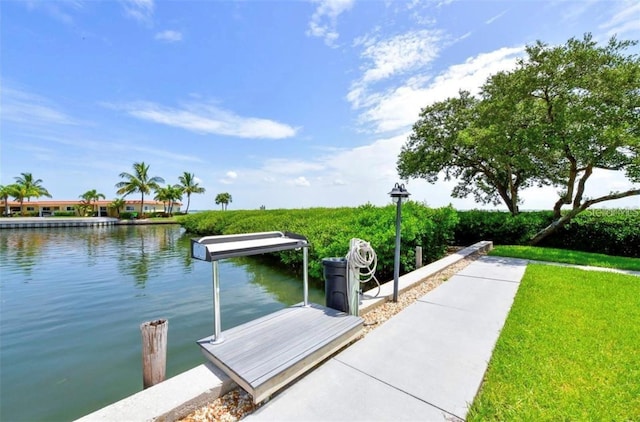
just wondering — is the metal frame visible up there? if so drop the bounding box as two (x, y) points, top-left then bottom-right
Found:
(191, 231), (310, 344)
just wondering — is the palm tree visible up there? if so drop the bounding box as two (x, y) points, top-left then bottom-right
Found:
(215, 192), (232, 211)
(115, 162), (164, 218)
(154, 186), (170, 213)
(178, 172), (205, 213)
(0, 184), (19, 217)
(155, 185), (183, 216)
(79, 189), (106, 216)
(109, 197), (126, 217)
(13, 173), (52, 216)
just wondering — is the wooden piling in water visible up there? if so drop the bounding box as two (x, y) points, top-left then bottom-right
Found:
(140, 319), (168, 389)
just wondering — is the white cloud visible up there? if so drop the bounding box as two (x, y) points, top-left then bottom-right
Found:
(485, 9), (507, 25)
(437, 0), (455, 7)
(233, 132), (639, 210)
(455, 31), (472, 42)
(599, 1), (640, 37)
(0, 86), (78, 126)
(122, 0), (154, 23)
(306, 0), (354, 47)
(29, 132), (204, 164)
(155, 30), (183, 42)
(219, 171), (238, 185)
(359, 30), (443, 84)
(25, 1), (79, 25)
(347, 29), (443, 113)
(292, 176), (311, 187)
(353, 46), (524, 133)
(115, 100), (298, 139)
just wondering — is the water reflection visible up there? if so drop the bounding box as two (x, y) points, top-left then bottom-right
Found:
(0, 226), (184, 286)
(233, 256), (325, 306)
(0, 225), (325, 422)
(0, 230), (46, 277)
(111, 225), (190, 287)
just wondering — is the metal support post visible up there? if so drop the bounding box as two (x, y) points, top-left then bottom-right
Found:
(210, 260), (224, 344)
(303, 247), (309, 306)
(393, 200), (402, 302)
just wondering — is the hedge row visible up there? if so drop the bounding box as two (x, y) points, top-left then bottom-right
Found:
(179, 203), (459, 281)
(179, 206), (638, 281)
(454, 209), (640, 258)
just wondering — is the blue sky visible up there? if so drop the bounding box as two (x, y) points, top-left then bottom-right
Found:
(1, 0), (639, 211)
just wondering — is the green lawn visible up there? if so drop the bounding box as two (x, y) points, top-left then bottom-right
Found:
(489, 245), (640, 272)
(467, 264), (640, 421)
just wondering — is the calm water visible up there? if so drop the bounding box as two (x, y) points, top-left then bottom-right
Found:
(0, 225), (324, 422)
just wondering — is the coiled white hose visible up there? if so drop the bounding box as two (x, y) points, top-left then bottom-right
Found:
(345, 238), (381, 297)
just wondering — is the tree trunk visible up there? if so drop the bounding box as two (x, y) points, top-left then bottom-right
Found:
(530, 188), (640, 245)
(528, 214), (573, 245)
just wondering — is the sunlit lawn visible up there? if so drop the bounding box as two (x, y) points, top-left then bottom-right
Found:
(468, 264), (640, 421)
(489, 245), (640, 272)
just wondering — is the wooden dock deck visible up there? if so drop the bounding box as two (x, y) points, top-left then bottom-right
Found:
(198, 303), (363, 403)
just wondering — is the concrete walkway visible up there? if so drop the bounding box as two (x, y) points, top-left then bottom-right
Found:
(248, 255), (528, 421)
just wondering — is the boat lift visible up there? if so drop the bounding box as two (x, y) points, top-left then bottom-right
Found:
(190, 231), (363, 403)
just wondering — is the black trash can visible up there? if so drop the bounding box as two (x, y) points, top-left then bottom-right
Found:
(322, 257), (349, 313)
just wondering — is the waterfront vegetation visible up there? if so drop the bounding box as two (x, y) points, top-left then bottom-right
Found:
(178, 203), (459, 281)
(178, 206), (639, 281)
(490, 245), (640, 271)
(468, 264), (640, 421)
(455, 209), (640, 258)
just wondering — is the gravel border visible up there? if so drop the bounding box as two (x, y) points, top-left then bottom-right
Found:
(179, 251), (484, 422)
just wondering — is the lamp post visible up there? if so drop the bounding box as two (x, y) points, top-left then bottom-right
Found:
(389, 183), (410, 302)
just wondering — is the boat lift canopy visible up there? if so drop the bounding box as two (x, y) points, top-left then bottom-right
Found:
(190, 231), (310, 343)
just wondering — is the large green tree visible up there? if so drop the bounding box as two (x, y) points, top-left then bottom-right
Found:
(79, 189), (106, 216)
(178, 172), (205, 213)
(398, 34), (640, 244)
(115, 162), (165, 217)
(13, 173), (52, 216)
(215, 192), (232, 211)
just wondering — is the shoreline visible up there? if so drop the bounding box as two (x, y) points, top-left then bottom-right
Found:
(0, 216), (180, 229)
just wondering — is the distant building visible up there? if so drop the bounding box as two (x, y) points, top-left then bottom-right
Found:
(0, 199), (181, 217)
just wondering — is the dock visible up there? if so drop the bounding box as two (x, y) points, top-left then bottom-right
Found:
(198, 303), (362, 403)
(190, 231), (363, 403)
